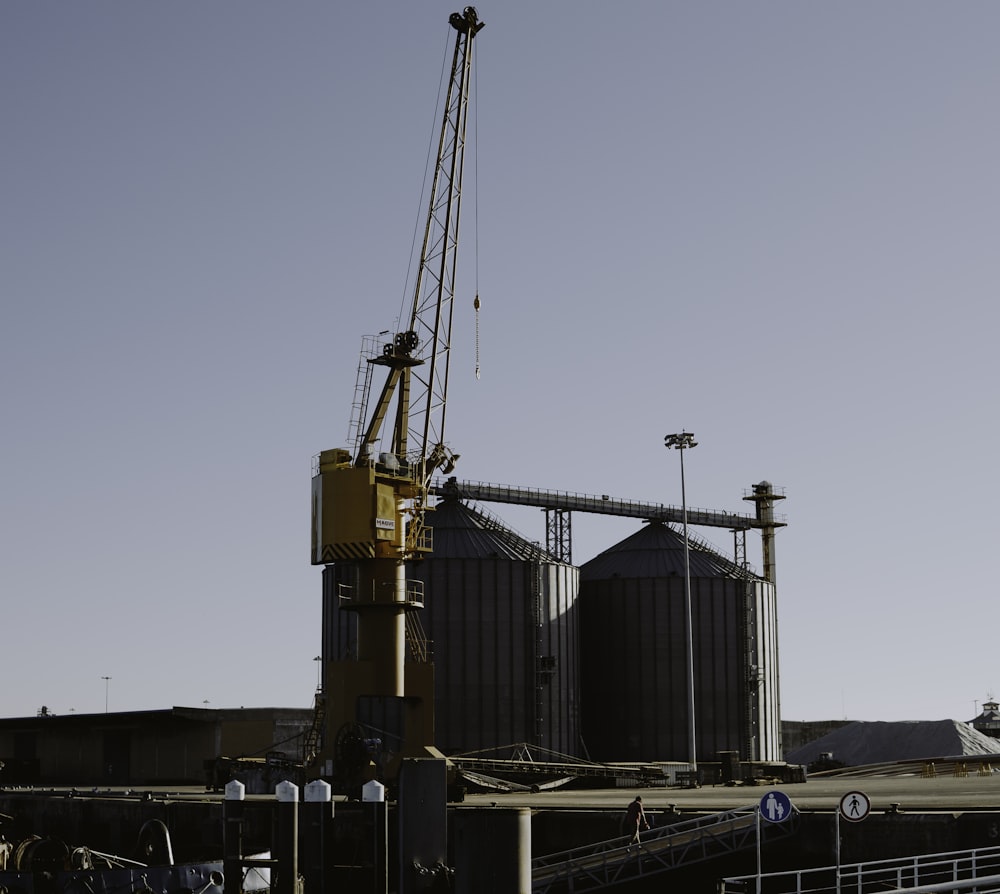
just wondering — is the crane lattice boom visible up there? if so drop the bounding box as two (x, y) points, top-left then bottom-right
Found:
(353, 5), (483, 490)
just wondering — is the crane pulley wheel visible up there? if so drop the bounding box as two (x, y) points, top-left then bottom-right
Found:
(449, 6), (484, 34)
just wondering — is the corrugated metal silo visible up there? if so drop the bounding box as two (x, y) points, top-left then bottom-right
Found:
(323, 497), (581, 758)
(579, 520), (779, 764)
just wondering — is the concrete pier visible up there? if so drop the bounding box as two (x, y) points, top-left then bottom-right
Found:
(4, 772), (1000, 890)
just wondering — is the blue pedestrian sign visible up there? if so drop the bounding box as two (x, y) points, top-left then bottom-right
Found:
(759, 790), (793, 823)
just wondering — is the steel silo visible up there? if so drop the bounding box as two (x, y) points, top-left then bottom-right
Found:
(579, 520), (779, 764)
(323, 497), (581, 759)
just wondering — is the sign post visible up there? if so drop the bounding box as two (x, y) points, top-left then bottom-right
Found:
(836, 791), (871, 894)
(757, 791), (793, 894)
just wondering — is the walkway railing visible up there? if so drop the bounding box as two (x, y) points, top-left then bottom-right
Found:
(532, 805), (798, 893)
(720, 844), (1000, 894)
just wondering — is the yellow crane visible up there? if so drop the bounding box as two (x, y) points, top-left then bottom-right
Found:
(309, 7), (484, 790)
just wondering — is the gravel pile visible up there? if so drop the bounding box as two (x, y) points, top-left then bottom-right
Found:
(786, 720), (1000, 767)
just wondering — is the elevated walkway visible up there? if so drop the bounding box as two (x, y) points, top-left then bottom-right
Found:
(532, 805), (799, 893)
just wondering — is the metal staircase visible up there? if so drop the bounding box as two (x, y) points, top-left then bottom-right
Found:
(532, 806), (798, 893)
(302, 692), (325, 764)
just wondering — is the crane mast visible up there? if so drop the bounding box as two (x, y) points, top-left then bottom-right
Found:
(309, 7), (484, 788)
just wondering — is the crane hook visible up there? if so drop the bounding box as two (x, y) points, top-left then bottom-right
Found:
(474, 293), (481, 379)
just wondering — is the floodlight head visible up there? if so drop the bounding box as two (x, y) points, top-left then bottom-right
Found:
(664, 431), (697, 450)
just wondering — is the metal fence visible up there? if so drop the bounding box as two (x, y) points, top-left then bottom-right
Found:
(720, 844), (1000, 894)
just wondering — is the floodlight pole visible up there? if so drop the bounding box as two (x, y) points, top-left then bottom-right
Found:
(101, 676), (111, 714)
(664, 431), (698, 781)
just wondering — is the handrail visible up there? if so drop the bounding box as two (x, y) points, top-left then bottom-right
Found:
(720, 844), (1000, 894)
(533, 806), (796, 893)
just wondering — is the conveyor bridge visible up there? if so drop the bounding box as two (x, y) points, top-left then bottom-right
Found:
(532, 805), (799, 893)
(431, 478), (785, 530)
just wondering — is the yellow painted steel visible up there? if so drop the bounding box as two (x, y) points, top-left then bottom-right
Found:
(311, 464), (404, 564)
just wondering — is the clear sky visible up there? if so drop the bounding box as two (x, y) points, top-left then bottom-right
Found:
(3, 2), (999, 725)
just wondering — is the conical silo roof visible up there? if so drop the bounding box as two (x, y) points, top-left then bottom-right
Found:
(428, 497), (555, 561)
(580, 519), (749, 580)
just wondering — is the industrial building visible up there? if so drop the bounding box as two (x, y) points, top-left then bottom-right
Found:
(971, 698), (1000, 739)
(1, 484), (782, 791)
(0, 707), (312, 786)
(322, 497), (579, 761)
(1, 491), (781, 789)
(579, 520), (780, 764)
(300, 0), (787, 786)
(319, 486), (782, 770)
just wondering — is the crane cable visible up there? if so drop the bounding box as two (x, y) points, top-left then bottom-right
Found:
(399, 31), (453, 336)
(473, 46), (481, 381)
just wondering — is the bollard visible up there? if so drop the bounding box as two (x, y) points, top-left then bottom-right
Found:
(274, 781), (299, 894)
(223, 780), (245, 894)
(302, 780), (332, 894)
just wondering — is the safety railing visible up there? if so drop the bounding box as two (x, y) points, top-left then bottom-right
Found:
(336, 580), (425, 609)
(533, 805), (797, 894)
(719, 844), (1000, 894)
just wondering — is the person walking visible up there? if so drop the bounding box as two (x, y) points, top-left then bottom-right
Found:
(624, 795), (649, 849)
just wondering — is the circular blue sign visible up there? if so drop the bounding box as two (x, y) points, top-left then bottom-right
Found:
(759, 790), (793, 823)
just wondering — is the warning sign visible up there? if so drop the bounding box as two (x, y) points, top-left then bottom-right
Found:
(839, 791), (871, 822)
